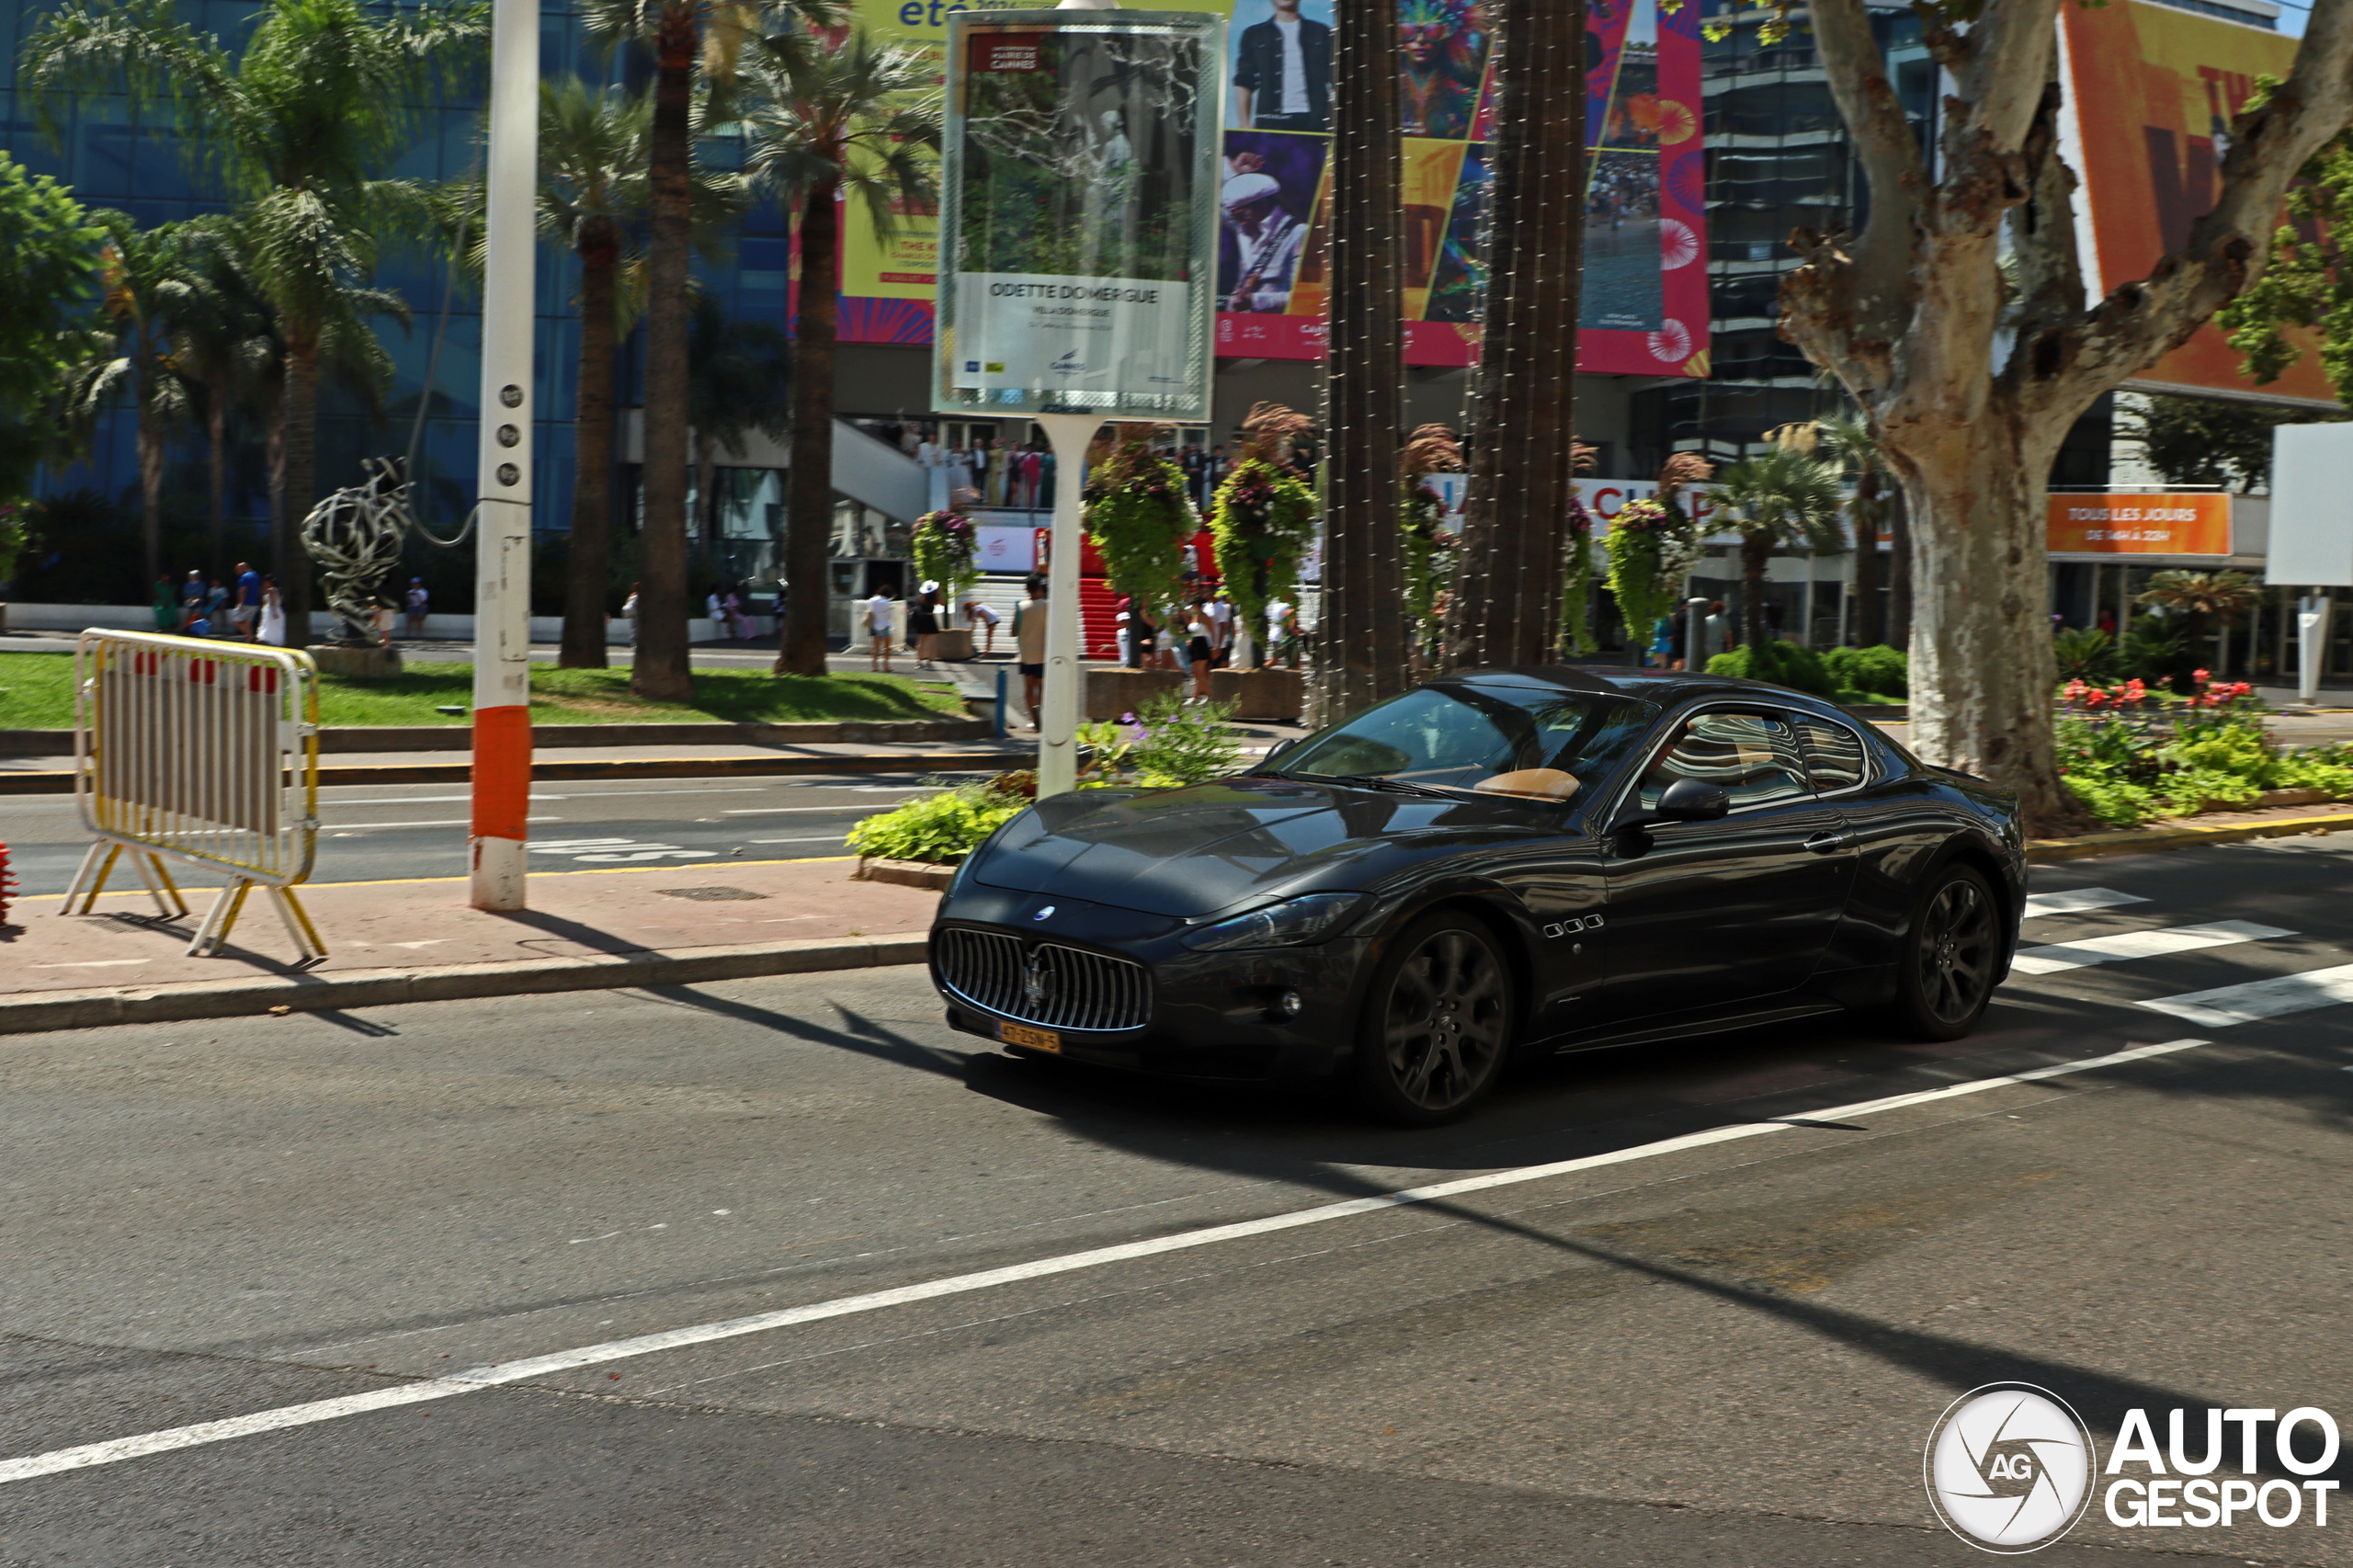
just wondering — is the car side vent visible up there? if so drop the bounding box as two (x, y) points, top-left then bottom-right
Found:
(936, 928), (1153, 1033)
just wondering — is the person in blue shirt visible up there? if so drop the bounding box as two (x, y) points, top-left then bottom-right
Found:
(233, 561), (263, 642)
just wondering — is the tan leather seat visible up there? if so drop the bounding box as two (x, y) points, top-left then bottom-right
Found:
(1472, 767), (1580, 801)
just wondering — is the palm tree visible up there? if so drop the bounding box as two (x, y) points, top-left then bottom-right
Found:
(739, 27), (938, 677)
(687, 293), (792, 556)
(583, 0), (841, 699)
(2137, 569), (2263, 677)
(1817, 412), (1891, 647)
(1713, 446), (1847, 651)
(57, 213), (198, 588)
(173, 214), (278, 575)
(21, 0), (486, 641)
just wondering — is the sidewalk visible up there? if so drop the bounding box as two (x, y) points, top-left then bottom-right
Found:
(0, 855), (939, 1033)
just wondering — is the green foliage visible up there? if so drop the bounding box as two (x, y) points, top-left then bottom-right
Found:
(1822, 643), (1908, 699)
(2052, 674), (2352, 825)
(909, 509), (980, 602)
(1705, 639), (1837, 699)
(1078, 691), (1245, 788)
(2051, 626), (2120, 685)
(2120, 613), (2199, 692)
(0, 653), (959, 730)
(2220, 119), (2353, 405)
(1084, 437), (1196, 615)
(2113, 394), (2329, 492)
(1208, 456), (1319, 629)
(1560, 497), (1597, 655)
(1401, 481), (1459, 648)
(1712, 447), (1848, 554)
(0, 500), (37, 587)
(1602, 498), (1702, 653)
(846, 778), (1028, 864)
(0, 153), (106, 494)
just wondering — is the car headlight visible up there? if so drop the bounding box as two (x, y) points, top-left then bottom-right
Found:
(1181, 892), (1365, 951)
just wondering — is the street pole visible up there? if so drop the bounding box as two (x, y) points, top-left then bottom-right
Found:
(1686, 596), (1708, 674)
(2299, 593), (2333, 706)
(469, 0), (538, 912)
(1034, 414), (1097, 797)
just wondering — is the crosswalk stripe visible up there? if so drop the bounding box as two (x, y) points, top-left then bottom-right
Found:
(2022, 887), (2149, 919)
(2010, 920), (2294, 975)
(2138, 962), (2353, 1027)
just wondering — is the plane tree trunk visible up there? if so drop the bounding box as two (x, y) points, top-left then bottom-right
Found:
(560, 222), (620, 669)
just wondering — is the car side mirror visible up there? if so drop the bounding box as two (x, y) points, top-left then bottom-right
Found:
(1655, 778), (1731, 822)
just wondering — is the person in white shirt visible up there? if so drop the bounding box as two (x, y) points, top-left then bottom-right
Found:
(1265, 596), (1297, 668)
(867, 588), (896, 672)
(1206, 591), (1234, 665)
(961, 597), (1001, 656)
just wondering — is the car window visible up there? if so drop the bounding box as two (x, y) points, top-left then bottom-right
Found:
(1797, 717), (1870, 792)
(1274, 685), (1652, 801)
(1637, 711), (1811, 811)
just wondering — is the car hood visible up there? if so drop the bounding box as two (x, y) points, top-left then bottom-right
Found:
(971, 778), (1565, 918)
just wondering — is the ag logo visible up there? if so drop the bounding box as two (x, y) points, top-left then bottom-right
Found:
(1926, 1383), (2096, 1553)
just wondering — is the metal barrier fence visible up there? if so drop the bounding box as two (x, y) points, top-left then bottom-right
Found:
(64, 631), (325, 960)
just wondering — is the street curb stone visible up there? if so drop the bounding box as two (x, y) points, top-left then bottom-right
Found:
(2027, 808), (2353, 863)
(0, 932), (930, 1036)
(0, 749), (1031, 794)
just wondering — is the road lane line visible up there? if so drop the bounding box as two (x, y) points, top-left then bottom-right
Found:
(2139, 962), (2353, 1026)
(2009, 920), (2293, 974)
(2021, 888), (2148, 918)
(0, 1037), (2207, 1487)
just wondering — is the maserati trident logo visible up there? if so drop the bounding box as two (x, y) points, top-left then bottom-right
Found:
(1023, 949), (1056, 1007)
(1926, 1382), (2096, 1552)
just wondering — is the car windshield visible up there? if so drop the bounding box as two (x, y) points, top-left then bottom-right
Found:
(1268, 685), (1652, 802)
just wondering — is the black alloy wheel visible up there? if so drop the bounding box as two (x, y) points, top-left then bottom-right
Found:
(1893, 863), (2001, 1040)
(1355, 913), (1516, 1125)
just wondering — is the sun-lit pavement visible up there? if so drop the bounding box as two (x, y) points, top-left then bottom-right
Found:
(3, 834), (2350, 1564)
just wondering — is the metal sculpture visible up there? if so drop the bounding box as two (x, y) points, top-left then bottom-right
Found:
(301, 457), (415, 644)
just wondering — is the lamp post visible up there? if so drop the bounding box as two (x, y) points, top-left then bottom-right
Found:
(468, 0), (538, 911)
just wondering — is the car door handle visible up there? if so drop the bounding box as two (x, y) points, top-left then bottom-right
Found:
(1803, 831), (1848, 853)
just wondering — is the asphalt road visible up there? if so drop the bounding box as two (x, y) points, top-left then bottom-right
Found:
(3, 773), (998, 896)
(3, 835), (2352, 1564)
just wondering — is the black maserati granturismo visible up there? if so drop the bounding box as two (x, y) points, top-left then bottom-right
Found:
(929, 666), (2026, 1123)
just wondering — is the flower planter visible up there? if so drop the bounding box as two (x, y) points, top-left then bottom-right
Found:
(1211, 666), (1302, 722)
(1085, 666), (1186, 721)
(306, 643), (404, 680)
(854, 857), (958, 891)
(932, 628), (974, 662)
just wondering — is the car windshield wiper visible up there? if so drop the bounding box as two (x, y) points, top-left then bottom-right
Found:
(1311, 772), (1462, 800)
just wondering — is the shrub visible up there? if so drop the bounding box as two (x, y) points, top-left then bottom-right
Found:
(1705, 639), (1836, 699)
(2051, 627), (2120, 685)
(1079, 691), (1244, 788)
(1823, 642), (1909, 699)
(846, 779), (1029, 864)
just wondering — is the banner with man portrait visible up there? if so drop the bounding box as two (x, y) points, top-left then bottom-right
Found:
(848, 0), (1710, 379)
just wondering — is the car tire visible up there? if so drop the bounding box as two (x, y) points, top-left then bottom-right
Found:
(1890, 862), (2001, 1041)
(1353, 912), (1517, 1126)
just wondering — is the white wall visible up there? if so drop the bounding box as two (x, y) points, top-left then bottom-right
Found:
(1, 604), (727, 648)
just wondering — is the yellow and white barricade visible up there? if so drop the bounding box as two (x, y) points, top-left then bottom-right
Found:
(64, 631), (325, 960)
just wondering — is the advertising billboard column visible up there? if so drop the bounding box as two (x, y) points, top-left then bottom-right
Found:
(934, 6), (1222, 795)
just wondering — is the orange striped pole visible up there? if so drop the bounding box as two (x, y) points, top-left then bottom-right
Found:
(469, 0), (537, 912)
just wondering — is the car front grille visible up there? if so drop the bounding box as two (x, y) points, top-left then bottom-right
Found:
(936, 927), (1153, 1033)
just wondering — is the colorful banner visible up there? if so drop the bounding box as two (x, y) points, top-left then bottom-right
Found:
(2046, 494), (2234, 556)
(842, 0), (1709, 377)
(2060, 0), (2333, 403)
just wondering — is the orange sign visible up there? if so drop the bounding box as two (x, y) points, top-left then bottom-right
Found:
(2060, 2), (2333, 403)
(2046, 494), (2233, 556)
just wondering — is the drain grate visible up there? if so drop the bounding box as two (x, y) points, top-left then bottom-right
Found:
(655, 886), (769, 902)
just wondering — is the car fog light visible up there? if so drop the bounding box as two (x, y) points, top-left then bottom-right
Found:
(1277, 989), (1303, 1017)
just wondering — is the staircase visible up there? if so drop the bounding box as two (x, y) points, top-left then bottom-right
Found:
(1079, 579), (1121, 660)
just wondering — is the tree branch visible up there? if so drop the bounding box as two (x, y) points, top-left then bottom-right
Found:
(1805, 0), (1925, 340)
(2059, 0), (2353, 406)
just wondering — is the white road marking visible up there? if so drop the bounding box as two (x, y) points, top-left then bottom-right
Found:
(322, 817), (563, 831)
(2021, 888), (2149, 919)
(2139, 963), (2353, 1027)
(0, 1037), (2207, 1488)
(2009, 920), (2293, 975)
(32, 960), (150, 970)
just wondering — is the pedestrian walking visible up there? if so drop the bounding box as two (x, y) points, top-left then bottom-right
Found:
(257, 577), (287, 646)
(1013, 576), (1049, 727)
(867, 585), (897, 672)
(910, 585), (941, 669)
(233, 562), (263, 642)
(403, 576), (428, 639)
(1186, 601), (1215, 702)
(621, 582), (641, 645)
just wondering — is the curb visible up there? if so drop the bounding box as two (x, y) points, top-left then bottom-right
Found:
(0, 749), (1032, 794)
(0, 717), (990, 756)
(2027, 809), (2353, 863)
(0, 931), (931, 1036)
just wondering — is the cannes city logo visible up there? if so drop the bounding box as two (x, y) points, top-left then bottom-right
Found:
(1925, 1383), (2096, 1552)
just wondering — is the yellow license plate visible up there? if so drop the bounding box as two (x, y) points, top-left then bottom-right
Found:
(996, 1020), (1061, 1053)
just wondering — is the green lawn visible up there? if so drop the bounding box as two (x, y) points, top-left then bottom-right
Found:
(0, 653), (964, 730)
